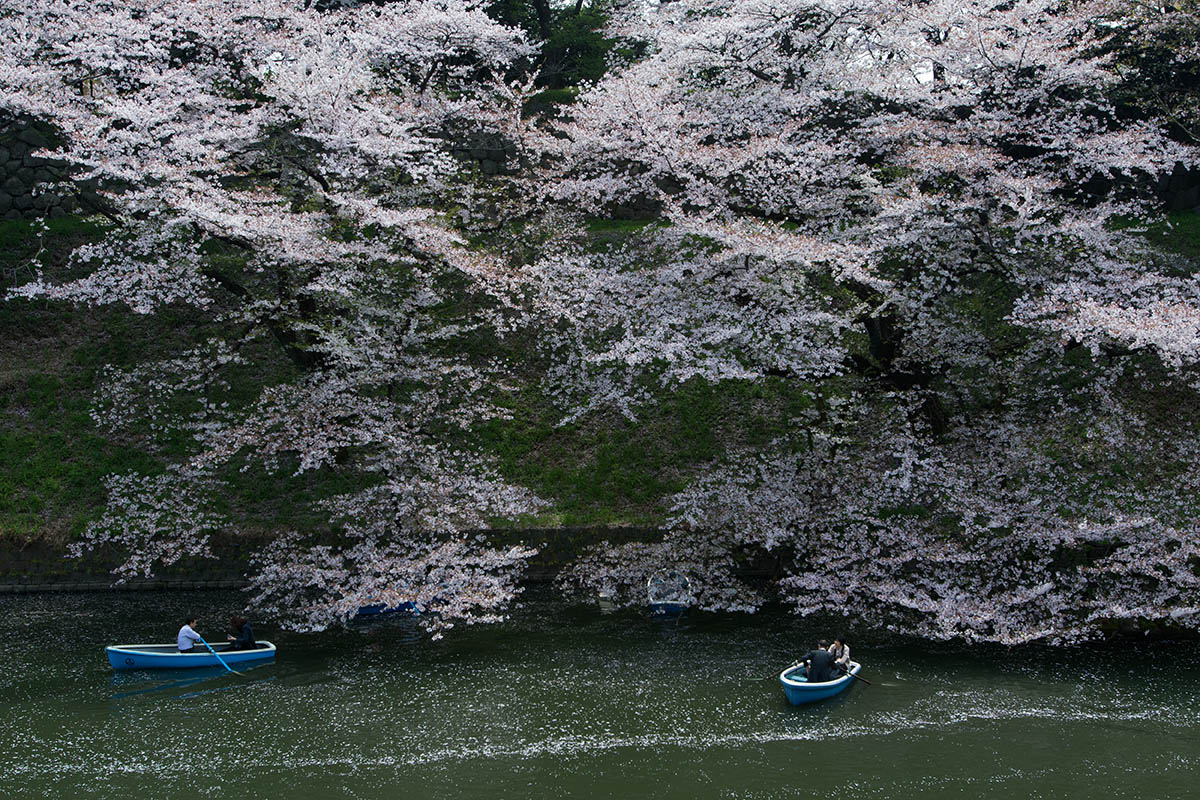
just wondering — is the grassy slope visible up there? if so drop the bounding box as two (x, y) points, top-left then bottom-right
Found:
(0, 218), (366, 543)
(0, 218), (165, 542)
(476, 377), (817, 527)
(0, 215), (760, 541)
(1, 211), (1197, 543)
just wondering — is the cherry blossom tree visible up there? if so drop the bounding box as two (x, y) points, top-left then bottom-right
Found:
(2, 0), (546, 632)
(533, 0), (1200, 641)
(6, 0), (1200, 643)
(1102, 0), (1200, 145)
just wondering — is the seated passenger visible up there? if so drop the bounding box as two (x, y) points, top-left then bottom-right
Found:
(226, 615), (258, 650)
(828, 637), (851, 674)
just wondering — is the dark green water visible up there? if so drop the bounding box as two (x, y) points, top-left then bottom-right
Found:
(2, 591), (1198, 799)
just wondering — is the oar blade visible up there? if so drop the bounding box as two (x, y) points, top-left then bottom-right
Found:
(197, 635), (242, 675)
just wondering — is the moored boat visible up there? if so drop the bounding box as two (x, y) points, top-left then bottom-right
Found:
(647, 570), (692, 617)
(106, 642), (276, 670)
(779, 660), (861, 705)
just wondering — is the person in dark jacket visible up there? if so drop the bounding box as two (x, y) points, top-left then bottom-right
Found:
(800, 640), (836, 683)
(226, 615), (258, 650)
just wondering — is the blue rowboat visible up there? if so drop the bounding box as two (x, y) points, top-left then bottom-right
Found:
(779, 661), (861, 705)
(649, 601), (689, 617)
(106, 642), (276, 670)
(647, 571), (691, 617)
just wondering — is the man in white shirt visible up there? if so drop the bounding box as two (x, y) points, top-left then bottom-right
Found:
(178, 617), (203, 652)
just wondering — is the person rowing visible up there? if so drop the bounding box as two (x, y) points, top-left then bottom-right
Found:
(799, 639), (837, 683)
(177, 616), (203, 653)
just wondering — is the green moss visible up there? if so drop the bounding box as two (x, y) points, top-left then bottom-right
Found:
(1150, 209), (1200, 260)
(522, 88), (578, 117)
(0, 417), (163, 542)
(584, 219), (662, 233)
(471, 377), (820, 527)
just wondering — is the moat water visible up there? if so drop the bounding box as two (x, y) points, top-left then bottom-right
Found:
(2, 591), (1198, 798)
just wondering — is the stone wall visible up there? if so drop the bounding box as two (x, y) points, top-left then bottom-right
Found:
(449, 131), (518, 176)
(0, 535), (272, 593)
(0, 115), (74, 221)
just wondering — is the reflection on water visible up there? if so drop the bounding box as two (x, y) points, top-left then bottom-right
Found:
(1, 590), (1199, 799)
(110, 663), (276, 700)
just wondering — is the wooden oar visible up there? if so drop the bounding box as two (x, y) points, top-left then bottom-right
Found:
(840, 665), (872, 686)
(197, 634), (242, 675)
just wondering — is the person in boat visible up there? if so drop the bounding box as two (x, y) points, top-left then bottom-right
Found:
(177, 617), (203, 653)
(828, 637), (851, 674)
(226, 615), (258, 650)
(800, 640), (836, 683)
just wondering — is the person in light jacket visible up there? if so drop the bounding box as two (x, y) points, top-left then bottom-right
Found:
(828, 637), (851, 674)
(177, 617), (202, 652)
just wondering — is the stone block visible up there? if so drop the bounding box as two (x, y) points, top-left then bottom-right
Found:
(0, 192), (10, 212)
(33, 191), (60, 210)
(1171, 186), (1200, 211)
(9, 142), (29, 160)
(48, 205), (66, 219)
(3, 209), (19, 220)
(16, 127), (48, 149)
(0, 146), (9, 163)
(1165, 162), (1193, 192)
(12, 193), (32, 210)
(3, 176), (23, 195)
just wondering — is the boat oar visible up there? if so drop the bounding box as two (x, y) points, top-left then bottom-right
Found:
(197, 634), (242, 676)
(841, 666), (872, 686)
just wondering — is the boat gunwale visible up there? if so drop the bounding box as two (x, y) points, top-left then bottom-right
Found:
(779, 660), (861, 688)
(106, 641), (276, 656)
